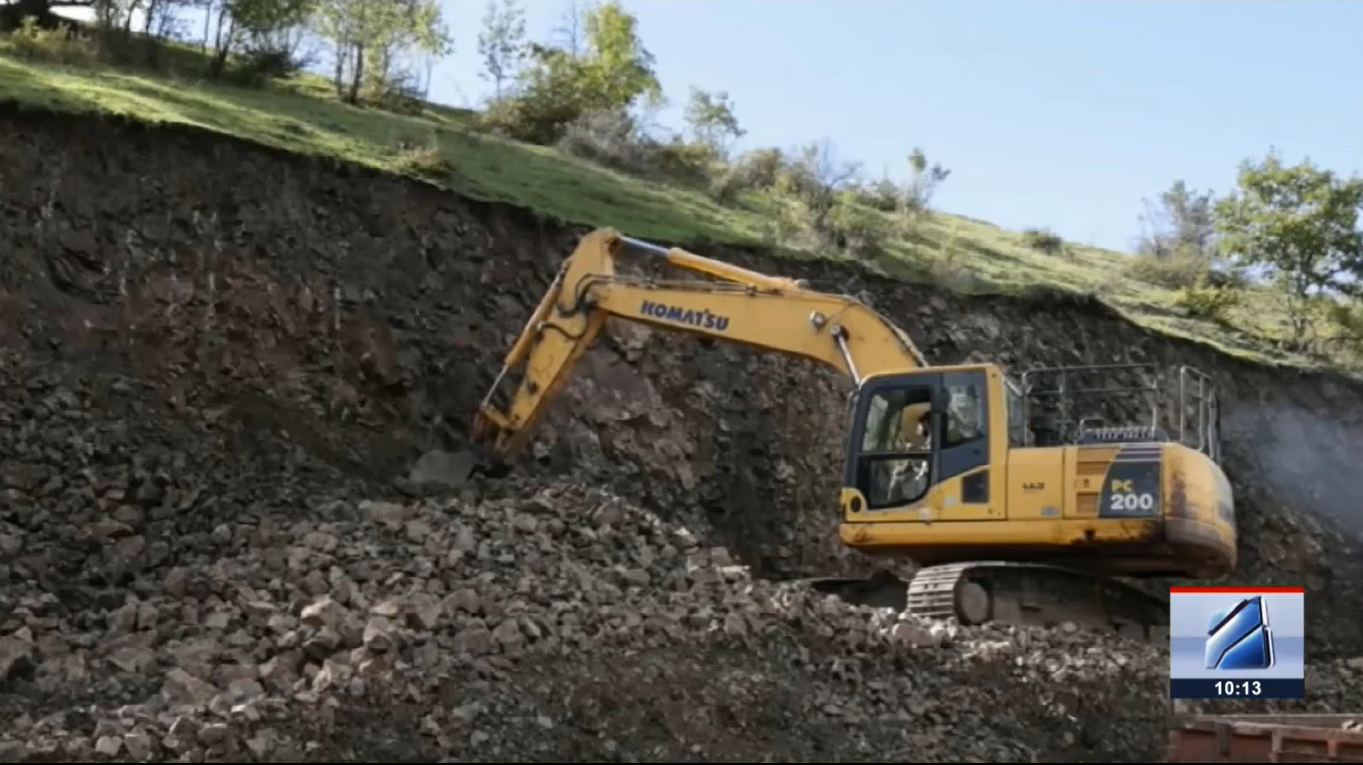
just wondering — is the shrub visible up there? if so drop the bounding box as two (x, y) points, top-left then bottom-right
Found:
(392, 133), (454, 180)
(1173, 282), (1240, 322)
(224, 47), (307, 88)
(853, 177), (903, 212)
(1124, 253), (1211, 290)
(480, 88), (581, 145)
(1021, 228), (1066, 256)
(828, 200), (890, 260)
(555, 109), (654, 173)
(709, 148), (786, 202)
(555, 110), (717, 184)
(5, 16), (93, 65)
(651, 139), (718, 185)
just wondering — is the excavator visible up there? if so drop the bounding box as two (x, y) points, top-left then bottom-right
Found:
(471, 227), (1237, 640)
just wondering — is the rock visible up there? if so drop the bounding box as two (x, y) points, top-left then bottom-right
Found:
(94, 735), (122, 757)
(300, 597), (351, 629)
(360, 500), (408, 527)
(303, 626), (342, 659)
(0, 635), (35, 680)
(492, 618), (523, 653)
(108, 645), (155, 673)
(453, 626), (493, 656)
(0, 740), (26, 762)
(408, 450), (476, 490)
(162, 668), (220, 708)
(363, 618), (395, 652)
(123, 730), (153, 760)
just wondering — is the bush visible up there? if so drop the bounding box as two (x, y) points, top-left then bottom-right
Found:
(828, 200), (890, 260)
(852, 177), (903, 212)
(1021, 228), (1066, 256)
(1323, 302), (1363, 365)
(224, 47), (306, 88)
(392, 134), (455, 180)
(709, 148), (786, 202)
(651, 139), (718, 184)
(1203, 265), (1249, 290)
(5, 16), (93, 65)
(555, 110), (717, 184)
(555, 110), (653, 172)
(1124, 253), (1210, 290)
(1173, 282), (1240, 322)
(367, 72), (430, 116)
(480, 88), (582, 145)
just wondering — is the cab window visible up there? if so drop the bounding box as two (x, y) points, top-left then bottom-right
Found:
(1005, 379), (1027, 447)
(858, 385), (933, 509)
(861, 387), (932, 453)
(942, 377), (984, 448)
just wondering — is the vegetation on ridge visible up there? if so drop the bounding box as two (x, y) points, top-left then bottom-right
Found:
(2, 0), (1362, 374)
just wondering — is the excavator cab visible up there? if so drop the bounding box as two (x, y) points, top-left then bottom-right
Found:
(838, 362), (1232, 557)
(829, 360), (1234, 636)
(843, 366), (1002, 516)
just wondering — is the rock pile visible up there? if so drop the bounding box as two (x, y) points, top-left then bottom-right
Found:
(0, 465), (1181, 762)
(0, 353), (1174, 761)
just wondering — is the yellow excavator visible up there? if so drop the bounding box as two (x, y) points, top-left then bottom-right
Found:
(472, 228), (1237, 639)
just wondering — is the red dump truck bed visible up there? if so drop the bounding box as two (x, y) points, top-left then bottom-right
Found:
(1168, 715), (1363, 763)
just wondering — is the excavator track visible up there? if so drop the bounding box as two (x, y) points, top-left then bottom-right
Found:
(808, 561), (1170, 643)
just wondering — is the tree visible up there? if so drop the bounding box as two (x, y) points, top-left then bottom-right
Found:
(1214, 149), (1363, 348)
(314, 0), (451, 104)
(576, 0), (661, 111)
(1138, 180), (1216, 260)
(206, 0), (315, 79)
(780, 139), (861, 242)
(903, 147), (950, 217)
(683, 87), (744, 157)
(549, 0), (583, 57)
(484, 0), (660, 143)
(477, 0), (526, 100)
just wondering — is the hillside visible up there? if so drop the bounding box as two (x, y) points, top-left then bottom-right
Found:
(0, 47), (1351, 374)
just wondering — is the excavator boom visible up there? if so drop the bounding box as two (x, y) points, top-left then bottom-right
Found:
(474, 228), (925, 460)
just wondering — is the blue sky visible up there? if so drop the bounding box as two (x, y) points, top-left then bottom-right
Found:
(426, 0), (1363, 253)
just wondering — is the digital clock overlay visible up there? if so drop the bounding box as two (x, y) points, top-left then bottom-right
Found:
(1169, 585), (1305, 700)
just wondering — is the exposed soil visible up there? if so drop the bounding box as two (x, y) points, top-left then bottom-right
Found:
(2, 102), (1363, 762)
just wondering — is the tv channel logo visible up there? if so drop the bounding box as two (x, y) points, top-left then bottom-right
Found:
(1169, 586), (1305, 700)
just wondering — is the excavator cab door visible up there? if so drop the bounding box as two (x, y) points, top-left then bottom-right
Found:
(844, 369), (993, 517)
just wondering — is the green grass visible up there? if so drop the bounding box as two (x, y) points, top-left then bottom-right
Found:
(0, 42), (1354, 374)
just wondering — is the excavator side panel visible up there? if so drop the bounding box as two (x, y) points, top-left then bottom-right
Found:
(1067, 445), (1120, 518)
(1004, 446), (1067, 521)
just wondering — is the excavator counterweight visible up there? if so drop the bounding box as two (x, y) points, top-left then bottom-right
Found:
(472, 228), (1238, 641)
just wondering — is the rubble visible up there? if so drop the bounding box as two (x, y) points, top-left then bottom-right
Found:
(0, 434), (1179, 761)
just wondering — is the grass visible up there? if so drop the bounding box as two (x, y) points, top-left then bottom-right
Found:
(0, 38), (1354, 374)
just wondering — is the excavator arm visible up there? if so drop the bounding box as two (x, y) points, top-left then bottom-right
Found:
(473, 227), (928, 460)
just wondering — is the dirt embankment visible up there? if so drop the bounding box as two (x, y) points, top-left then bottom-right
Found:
(2, 104), (1363, 762)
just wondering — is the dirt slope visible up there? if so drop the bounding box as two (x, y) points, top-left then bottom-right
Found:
(1, 104), (1363, 762)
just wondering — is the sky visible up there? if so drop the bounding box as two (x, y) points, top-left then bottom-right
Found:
(423, 0), (1363, 253)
